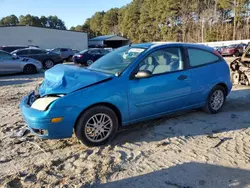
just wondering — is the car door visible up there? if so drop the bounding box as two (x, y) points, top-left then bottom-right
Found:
(0, 51), (21, 74)
(185, 47), (223, 106)
(128, 47), (192, 121)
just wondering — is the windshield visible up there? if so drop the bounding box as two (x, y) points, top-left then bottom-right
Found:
(88, 46), (145, 75)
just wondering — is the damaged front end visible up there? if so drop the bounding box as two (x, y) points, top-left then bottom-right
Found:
(230, 58), (250, 85)
(28, 81), (65, 111)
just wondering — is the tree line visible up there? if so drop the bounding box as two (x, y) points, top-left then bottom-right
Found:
(0, 14), (66, 30)
(70, 0), (250, 43)
(0, 1), (249, 43)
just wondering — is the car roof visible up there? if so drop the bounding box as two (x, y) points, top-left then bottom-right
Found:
(131, 42), (214, 52)
(12, 47), (44, 53)
(1, 45), (28, 47)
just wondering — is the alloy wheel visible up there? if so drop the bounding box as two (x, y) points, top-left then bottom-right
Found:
(45, 60), (54, 69)
(84, 113), (113, 143)
(210, 90), (224, 111)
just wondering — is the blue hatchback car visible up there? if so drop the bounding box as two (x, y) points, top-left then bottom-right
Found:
(20, 43), (232, 146)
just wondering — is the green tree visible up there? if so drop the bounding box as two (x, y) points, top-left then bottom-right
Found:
(89, 12), (105, 35)
(46, 15), (66, 30)
(19, 14), (41, 26)
(138, 0), (159, 42)
(120, 0), (143, 43)
(102, 8), (119, 35)
(0, 15), (19, 26)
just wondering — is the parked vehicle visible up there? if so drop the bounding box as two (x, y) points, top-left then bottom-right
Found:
(0, 45), (33, 53)
(230, 44), (250, 85)
(11, 48), (63, 69)
(221, 44), (244, 57)
(50, 48), (74, 62)
(20, 43), (232, 146)
(73, 48), (110, 66)
(0, 50), (42, 75)
(213, 46), (222, 54)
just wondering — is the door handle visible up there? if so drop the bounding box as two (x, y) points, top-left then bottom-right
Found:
(178, 75), (188, 80)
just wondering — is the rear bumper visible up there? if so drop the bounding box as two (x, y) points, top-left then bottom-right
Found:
(20, 94), (82, 139)
(221, 52), (234, 56)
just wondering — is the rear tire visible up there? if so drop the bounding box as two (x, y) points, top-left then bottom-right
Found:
(75, 106), (118, 147)
(233, 51), (240, 57)
(204, 85), (226, 114)
(23, 64), (37, 74)
(44, 59), (55, 69)
(86, 59), (94, 66)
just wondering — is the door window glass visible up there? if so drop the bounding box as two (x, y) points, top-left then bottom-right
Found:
(139, 48), (184, 75)
(29, 49), (45, 55)
(188, 49), (219, 67)
(99, 49), (109, 55)
(89, 50), (100, 55)
(17, 50), (29, 55)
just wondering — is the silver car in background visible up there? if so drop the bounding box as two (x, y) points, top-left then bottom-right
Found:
(0, 50), (42, 75)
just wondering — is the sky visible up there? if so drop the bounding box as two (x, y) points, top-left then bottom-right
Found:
(0, 0), (132, 29)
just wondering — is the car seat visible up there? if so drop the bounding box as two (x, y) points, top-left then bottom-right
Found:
(140, 56), (158, 72)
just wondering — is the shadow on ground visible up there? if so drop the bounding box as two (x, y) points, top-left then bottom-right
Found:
(113, 88), (250, 145)
(91, 162), (250, 188)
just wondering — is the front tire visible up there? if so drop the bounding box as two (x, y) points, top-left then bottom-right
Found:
(75, 106), (118, 147)
(23, 64), (37, 74)
(204, 86), (226, 114)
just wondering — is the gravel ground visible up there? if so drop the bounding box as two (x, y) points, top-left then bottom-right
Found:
(0, 58), (249, 188)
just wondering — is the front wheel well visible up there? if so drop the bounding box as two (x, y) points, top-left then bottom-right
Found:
(74, 102), (122, 129)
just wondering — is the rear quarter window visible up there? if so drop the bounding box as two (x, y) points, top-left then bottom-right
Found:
(187, 48), (220, 67)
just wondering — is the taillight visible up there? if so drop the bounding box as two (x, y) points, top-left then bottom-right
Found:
(77, 54), (83, 58)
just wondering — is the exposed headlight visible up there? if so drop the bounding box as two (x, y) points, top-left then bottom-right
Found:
(31, 97), (59, 111)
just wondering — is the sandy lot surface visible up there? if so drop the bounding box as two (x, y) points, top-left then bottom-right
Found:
(0, 59), (249, 188)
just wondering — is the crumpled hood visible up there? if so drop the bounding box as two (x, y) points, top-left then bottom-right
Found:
(39, 64), (112, 96)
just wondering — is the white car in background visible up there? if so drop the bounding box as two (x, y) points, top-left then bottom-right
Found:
(0, 50), (42, 75)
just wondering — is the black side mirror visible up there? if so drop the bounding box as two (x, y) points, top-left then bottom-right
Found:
(135, 70), (152, 79)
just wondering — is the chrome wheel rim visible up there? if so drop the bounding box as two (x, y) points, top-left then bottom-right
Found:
(85, 113), (113, 143)
(45, 60), (54, 68)
(87, 60), (93, 66)
(210, 90), (224, 111)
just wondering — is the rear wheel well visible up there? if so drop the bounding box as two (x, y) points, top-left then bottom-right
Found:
(216, 83), (228, 96)
(74, 103), (122, 129)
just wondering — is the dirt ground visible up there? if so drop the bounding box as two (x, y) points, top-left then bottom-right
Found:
(0, 58), (249, 188)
